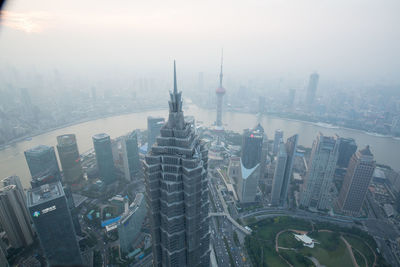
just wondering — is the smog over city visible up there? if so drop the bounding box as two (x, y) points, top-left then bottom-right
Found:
(0, 0), (399, 266)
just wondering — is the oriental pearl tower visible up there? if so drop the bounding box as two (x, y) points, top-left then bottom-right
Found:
(215, 50), (225, 131)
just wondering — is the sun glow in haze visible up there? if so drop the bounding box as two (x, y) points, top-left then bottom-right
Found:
(0, 10), (51, 33)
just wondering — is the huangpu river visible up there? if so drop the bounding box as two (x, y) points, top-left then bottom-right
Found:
(1, 104), (399, 188)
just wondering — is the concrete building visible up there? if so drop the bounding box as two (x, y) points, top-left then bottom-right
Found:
(0, 183), (34, 248)
(279, 134), (298, 206)
(300, 133), (339, 210)
(125, 131), (141, 179)
(2, 175), (26, 203)
(305, 72), (319, 108)
(118, 193), (147, 254)
(27, 182), (83, 266)
(273, 129), (283, 155)
(24, 145), (61, 188)
(93, 133), (116, 184)
(144, 62), (210, 267)
(271, 140), (287, 206)
(147, 117), (165, 149)
(337, 137), (357, 168)
(336, 146), (375, 216)
(215, 51), (226, 130)
(56, 134), (84, 187)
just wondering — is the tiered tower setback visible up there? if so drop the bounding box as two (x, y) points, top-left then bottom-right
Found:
(144, 62), (210, 267)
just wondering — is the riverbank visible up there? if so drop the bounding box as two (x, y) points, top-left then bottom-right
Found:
(0, 106), (166, 152)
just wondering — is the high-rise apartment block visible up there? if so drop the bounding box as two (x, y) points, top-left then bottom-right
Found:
(0, 181), (34, 248)
(300, 133), (339, 210)
(147, 117), (165, 149)
(336, 146), (375, 216)
(93, 133), (116, 184)
(27, 182), (82, 266)
(144, 62), (210, 266)
(24, 145), (61, 188)
(125, 131), (141, 178)
(279, 134), (298, 206)
(56, 134), (84, 187)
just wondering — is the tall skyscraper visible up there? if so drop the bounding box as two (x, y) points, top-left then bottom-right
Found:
(144, 62), (210, 266)
(24, 145), (61, 188)
(125, 131), (141, 178)
(56, 134), (84, 187)
(273, 129), (284, 155)
(93, 133), (116, 184)
(337, 137), (358, 168)
(118, 193), (147, 254)
(279, 134), (298, 206)
(300, 133), (339, 210)
(0, 184), (34, 248)
(305, 72), (319, 108)
(215, 51), (226, 130)
(238, 126), (264, 202)
(147, 117), (165, 149)
(336, 146), (375, 216)
(271, 140), (287, 206)
(2, 175), (26, 203)
(27, 182), (83, 266)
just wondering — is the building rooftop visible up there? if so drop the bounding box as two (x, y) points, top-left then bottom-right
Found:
(27, 182), (64, 207)
(25, 145), (52, 154)
(57, 134), (76, 146)
(92, 133), (110, 140)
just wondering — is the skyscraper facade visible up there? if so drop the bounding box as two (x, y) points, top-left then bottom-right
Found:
(93, 133), (116, 184)
(56, 134), (84, 187)
(24, 145), (61, 188)
(147, 117), (165, 149)
(0, 184), (34, 248)
(337, 137), (357, 168)
(118, 193), (147, 254)
(27, 182), (83, 266)
(305, 72), (319, 108)
(125, 131), (141, 179)
(336, 146), (375, 216)
(2, 175), (26, 203)
(271, 140), (287, 206)
(300, 133), (339, 210)
(279, 134), (298, 206)
(144, 62), (210, 266)
(215, 52), (226, 130)
(273, 129), (283, 155)
(238, 126), (264, 203)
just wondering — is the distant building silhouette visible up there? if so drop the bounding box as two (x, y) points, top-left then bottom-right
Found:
(27, 182), (82, 266)
(147, 117), (165, 149)
(337, 137), (357, 168)
(300, 133), (339, 210)
(24, 145), (61, 188)
(305, 73), (319, 108)
(57, 134), (84, 188)
(288, 89), (295, 107)
(336, 146), (375, 216)
(93, 133), (116, 184)
(144, 62), (210, 266)
(0, 180), (34, 248)
(215, 51), (226, 130)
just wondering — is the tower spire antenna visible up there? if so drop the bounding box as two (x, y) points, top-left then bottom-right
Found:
(219, 49), (224, 87)
(174, 60), (178, 94)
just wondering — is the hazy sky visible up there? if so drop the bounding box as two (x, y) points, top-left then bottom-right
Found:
(1, 0), (400, 83)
